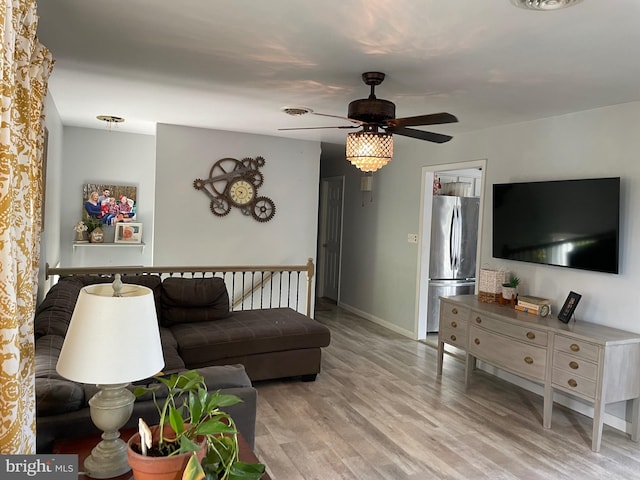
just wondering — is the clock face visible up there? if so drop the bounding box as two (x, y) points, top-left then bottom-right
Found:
(228, 179), (255, 207)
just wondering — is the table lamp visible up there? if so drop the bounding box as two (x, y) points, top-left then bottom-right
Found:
(56, 276), (164, 478)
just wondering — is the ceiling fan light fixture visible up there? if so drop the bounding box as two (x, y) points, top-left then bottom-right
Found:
(510, 0), (583, 10)
(346, 130), (393, 173)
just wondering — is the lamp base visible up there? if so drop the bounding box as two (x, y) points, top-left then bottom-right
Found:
(86, 383), (135, 479)
(84, 437), (130, 479)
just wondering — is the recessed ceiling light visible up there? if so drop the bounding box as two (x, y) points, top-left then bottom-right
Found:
(280, 106), (313, 116)
(510, 0), (583, 10)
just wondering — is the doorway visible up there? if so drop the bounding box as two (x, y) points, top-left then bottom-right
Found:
(317, 176), (344, 304)
(415, 160), (486, 344)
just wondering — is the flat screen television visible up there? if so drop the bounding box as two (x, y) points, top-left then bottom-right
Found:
(492, 177), (620, 274)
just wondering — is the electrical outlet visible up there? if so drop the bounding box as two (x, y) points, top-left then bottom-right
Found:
(408, 233), (418, 244)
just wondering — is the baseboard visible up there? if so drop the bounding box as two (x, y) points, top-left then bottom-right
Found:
(337, 302), (415, 339)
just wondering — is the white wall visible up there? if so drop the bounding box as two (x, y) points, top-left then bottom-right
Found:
(154, 124), (321, 266)
(58, 127), (156, 267)
(324, 101), (640, 335)
(40, 93), (64, 300)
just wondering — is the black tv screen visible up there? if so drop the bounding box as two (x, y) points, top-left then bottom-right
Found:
(492, 177), (620, 274)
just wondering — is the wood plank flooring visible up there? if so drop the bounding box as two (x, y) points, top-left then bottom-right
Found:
(253, 305), (640, 479)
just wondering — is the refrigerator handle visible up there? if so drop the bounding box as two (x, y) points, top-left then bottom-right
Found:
(449, 208), (455, 271)
(451, 205), (460, 275)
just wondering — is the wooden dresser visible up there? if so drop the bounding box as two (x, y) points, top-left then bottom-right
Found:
(437, 294), (640, 452)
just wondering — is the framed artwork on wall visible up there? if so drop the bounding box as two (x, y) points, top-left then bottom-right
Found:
(115, 222), (143, 243)
(82, 183), (138, 226)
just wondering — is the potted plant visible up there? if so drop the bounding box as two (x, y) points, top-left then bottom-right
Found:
(501, 275), (520, 301)
(82, 212), (104, 243)
(127, 370), (265, 480)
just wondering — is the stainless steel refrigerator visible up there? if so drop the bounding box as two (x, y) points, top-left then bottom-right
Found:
(427, 195), (480, 332)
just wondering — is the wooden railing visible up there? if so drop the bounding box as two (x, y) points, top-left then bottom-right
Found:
(45, 258), (315, 317)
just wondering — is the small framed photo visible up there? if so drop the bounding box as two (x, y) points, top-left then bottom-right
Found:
(557, 291), (582, 323)
(115, 222), (143, 243)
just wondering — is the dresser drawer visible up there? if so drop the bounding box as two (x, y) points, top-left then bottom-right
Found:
(554, 335), (599, 362)
(441, 302), (470, 325)
(553, 350), (598, 381)
(471, 312), (548, 347)
(440, 322), (468, 349)
(552, 367), (597, 399)
(469, 325), (547, 382)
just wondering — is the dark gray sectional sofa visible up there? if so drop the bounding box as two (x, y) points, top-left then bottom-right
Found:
(35, 273), (331, 452)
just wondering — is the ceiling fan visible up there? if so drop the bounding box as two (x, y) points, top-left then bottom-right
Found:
(280, 71), (458, 144)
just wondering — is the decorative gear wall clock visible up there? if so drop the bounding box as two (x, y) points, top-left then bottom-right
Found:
(193, 156), (276, 222)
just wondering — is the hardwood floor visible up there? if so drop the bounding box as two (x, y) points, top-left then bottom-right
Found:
(253, 306), (640, 479)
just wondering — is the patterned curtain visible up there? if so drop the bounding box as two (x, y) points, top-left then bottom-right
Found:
(0, 0), (53, 453)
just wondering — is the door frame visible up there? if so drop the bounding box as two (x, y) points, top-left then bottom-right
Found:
(317, 175), (345, 301)
(414, 159), (487, 339)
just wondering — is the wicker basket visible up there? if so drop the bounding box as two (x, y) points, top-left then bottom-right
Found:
(478, 269), (508, 303)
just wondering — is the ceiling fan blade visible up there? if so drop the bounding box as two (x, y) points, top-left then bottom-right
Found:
(311, 112), (364, 125)
(278, 125), (360, 131)
(387, 126), (453, 143)
(387, 112), (458, 128)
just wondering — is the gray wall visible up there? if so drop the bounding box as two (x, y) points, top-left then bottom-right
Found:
(154, 124), (321, 267)
(323, 101), (640, 335)
(58, 127), (156, 267)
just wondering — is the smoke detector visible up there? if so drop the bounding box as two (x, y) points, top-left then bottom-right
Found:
(510, 0), (583, 10)
(280, 106), (313, 116)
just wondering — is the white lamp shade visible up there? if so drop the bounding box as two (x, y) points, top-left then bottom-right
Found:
(57, 283), (165, 384)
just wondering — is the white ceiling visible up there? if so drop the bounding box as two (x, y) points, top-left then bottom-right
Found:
(36, 0), (640, 145)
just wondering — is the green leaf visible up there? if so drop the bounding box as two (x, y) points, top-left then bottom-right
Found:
(178, 436), (204, 455)
(196, 419), (236, 435)
(168, 407), (185, 436)
(213, 393), (242, 408)
(181, 452), (205, 480)
(228, 461), (266, 480)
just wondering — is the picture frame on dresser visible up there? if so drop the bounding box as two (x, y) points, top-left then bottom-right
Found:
(557, 291), (581, 323)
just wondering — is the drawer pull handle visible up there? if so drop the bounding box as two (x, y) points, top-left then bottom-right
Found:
(569, 361), (579, 370)
(570, 343), (580, 352)
(450, 335), (457, 342)
(451, 321), (457, 328)
(568, 379), (578, 388)
(474, 338), (480, 345)
(452, 308), (458, 315)
(475, 316), (482, 324)
(524, 356), (534, 365)
(526, 332), (535, 340)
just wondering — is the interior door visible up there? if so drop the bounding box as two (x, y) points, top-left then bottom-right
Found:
(318, 177), (343, 301)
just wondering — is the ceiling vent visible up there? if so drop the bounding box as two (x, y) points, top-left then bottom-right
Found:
(280, 106), (313, 116)
(510, 0), (583, 10)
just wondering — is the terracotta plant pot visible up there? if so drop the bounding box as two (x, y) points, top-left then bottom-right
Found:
(127, 426), (206, 480)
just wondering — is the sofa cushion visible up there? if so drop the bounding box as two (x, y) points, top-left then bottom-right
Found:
(170, 308), (331, 367)
(35, 275), (163, 338)
(160, 277), (230, 326)
(35, 335), (67, 380)
(35, 278), (85, 338)
(36, 378), (84, 415)
(159, 327), (186, 373)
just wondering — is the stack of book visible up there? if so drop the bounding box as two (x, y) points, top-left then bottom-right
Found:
(515, 295), (551, 315)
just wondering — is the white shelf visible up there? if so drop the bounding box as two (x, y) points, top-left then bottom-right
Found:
(73, 241), (146, 251)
